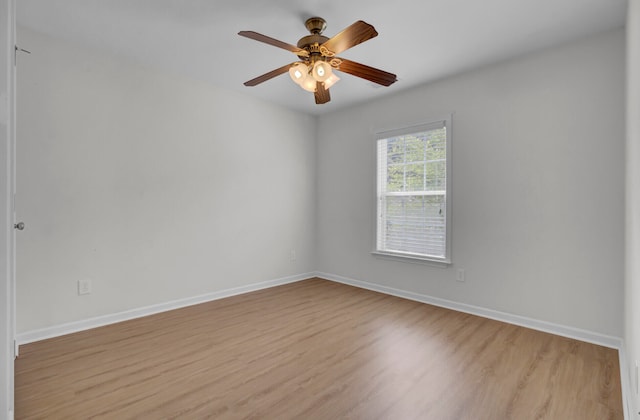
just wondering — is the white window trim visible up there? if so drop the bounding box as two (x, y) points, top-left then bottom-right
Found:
(372, 115), (453, 265)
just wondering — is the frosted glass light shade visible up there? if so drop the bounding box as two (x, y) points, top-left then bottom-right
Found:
(312, 61), (332, 82)
(289, 63), (308, 85)
(301, 74), (317, 92)
(323, 73), (340, 89)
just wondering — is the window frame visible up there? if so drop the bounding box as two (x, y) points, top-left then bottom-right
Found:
(372, 115), (453, 265)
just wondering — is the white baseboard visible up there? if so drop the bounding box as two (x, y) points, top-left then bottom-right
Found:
(16, 272), (315, 346)
(315, 271), (622, 349)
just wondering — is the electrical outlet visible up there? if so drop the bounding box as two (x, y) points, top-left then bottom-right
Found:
(456, 268), (465, 282)
(290, 249), (296, 263)
(78, 279), (92, 295)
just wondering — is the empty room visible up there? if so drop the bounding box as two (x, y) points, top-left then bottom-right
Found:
(1, 0), (640, 418)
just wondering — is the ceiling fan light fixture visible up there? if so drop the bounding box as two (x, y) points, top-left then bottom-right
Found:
(300, 74), (317, 92)
(312, 61), (332, 82)
(288, 62), (308, 85)
(323, 73), (340, 89)
(239, 18), (397, 104)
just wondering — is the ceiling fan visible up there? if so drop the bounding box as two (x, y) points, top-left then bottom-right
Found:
(238, 17), (397, 105)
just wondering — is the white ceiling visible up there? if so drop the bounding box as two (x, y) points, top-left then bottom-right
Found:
(17, 0), (627, 116)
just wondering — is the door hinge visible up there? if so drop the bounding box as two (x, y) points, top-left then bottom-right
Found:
(13, 339), (19, 358)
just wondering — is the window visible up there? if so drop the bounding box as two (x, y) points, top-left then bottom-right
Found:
(375, 117), (451, 263)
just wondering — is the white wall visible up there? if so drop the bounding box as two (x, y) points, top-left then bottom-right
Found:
(0, 0), (15, 417)
(317, 28), (625, 337)
(626, 0), (640, 415)
(16, 27), (316, 333)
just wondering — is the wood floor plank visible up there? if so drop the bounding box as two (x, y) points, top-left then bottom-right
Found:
(15, 278), (623, 419)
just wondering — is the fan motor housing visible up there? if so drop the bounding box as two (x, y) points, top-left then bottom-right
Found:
(298, 17), (329, 54)
(297, 34), (329, 51)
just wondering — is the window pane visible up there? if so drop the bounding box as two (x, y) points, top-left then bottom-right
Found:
(386, 165), (405, 192)
(403, 135), (424, 164)
(426, 160), (445, 190)
(404, 163), (425, 191)
(386, 138), (405, 164)
(383, 194), (446, 257)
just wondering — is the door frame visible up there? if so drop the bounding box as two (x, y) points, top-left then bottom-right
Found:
(1, 0), (16, 418)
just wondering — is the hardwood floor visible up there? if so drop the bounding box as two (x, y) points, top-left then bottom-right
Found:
(15, 278), (623, 419)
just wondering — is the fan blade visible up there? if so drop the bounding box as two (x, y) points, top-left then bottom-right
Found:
(321, 21), (378, 55)
(315, 82), (331, 104)
(243, 63), (294, 87)
(335, 58), (397, 86)
(238, 31), (309, 57)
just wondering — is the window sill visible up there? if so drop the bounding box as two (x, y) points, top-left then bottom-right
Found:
(371, 251), (451, 268)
